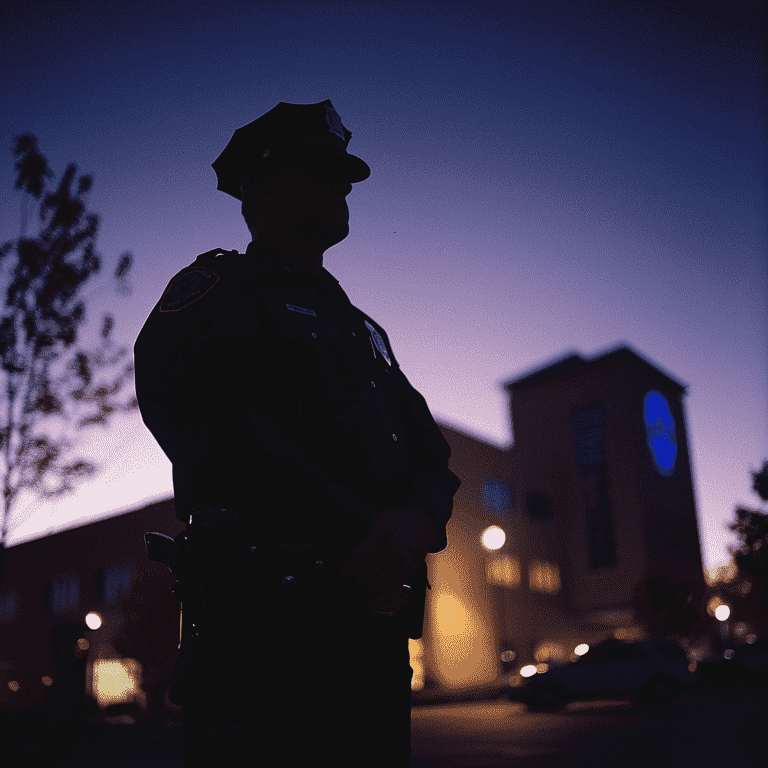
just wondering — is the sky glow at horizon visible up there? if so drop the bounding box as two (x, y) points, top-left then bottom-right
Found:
(0, 0), (766, 579)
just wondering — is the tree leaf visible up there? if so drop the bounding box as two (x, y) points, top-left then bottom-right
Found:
(62, 460), (96, 478)
(101, 314), (114, 340)
(12, 133), (54, 199)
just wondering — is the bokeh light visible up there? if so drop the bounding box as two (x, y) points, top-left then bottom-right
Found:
(480, 526), (506, 550)
(86, 612), (102, 630)
(715, 604), (730, 622)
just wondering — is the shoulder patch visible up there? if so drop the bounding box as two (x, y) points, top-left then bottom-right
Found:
(194, 247), (239, 263)
(159, 267), (220, 313)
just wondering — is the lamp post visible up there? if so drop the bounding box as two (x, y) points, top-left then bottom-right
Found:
(481, 525), (515, 678)
(714, 603), (731, 655)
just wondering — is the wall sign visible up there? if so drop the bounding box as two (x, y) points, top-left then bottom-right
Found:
(643, 390), (677, 476)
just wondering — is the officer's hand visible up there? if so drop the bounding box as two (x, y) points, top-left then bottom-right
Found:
(339, 506), (437, 613)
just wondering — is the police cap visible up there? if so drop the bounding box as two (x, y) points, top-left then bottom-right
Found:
(211, 99), (371, 200)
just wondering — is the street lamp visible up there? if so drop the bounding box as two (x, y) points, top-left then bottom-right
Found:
(481, 525), (506, 550)
(85, 612), (102, 630)
(714, 603), (731, 655)
(481, 525), (510, 681)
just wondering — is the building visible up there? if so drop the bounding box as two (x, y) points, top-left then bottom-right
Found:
(0, 498), (183, 715)
(421, 343), (706, 695)
(0, 344), (710, 715)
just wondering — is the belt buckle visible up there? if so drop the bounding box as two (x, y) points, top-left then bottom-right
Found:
(252, 542), (326, 591)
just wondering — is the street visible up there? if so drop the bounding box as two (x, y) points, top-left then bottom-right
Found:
(6, 685), (766, 767)
(411, 686), (767, 768)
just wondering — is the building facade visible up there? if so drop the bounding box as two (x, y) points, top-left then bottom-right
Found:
(0, 344), (709, 714)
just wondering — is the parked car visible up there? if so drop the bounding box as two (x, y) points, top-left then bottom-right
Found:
(696, 639), (768, 690)
(508, 638), (696, 712)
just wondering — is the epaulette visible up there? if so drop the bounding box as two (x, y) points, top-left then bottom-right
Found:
(193, 247), (240, 263)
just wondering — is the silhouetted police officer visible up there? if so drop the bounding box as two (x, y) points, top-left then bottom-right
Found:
(134, 100), (460, 768)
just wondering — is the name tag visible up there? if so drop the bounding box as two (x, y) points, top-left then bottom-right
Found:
(286, 304), (317, 317)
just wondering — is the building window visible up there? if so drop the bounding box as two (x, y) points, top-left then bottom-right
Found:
(486, 554), (521, 587)
(525, 491), (550, 520)
(0, 590), (18, 622)
(49, 575), (80, 613)
(533, 640), (566, 664)
(484, 477), (513, 512)
(101, 565), (134, 605)
(570, 403), (616, 569)
(92, 658), (143, 708)
(528, 560), (561, 594)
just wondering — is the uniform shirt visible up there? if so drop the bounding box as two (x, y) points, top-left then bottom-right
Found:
(134, 241), (460, 552)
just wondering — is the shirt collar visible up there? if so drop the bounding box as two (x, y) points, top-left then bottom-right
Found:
(245, 240), (341, 288)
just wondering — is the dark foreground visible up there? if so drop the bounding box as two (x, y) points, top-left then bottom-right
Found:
(4, 683), (766, 768)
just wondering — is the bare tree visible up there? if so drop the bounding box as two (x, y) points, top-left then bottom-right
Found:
(0, 134), (138, 584)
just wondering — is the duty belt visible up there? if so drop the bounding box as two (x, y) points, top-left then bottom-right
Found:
(145, 506), (413, 644)
(185, 507), (346, 594)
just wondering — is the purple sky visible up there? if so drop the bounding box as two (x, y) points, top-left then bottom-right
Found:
(1, 1), (766, 578)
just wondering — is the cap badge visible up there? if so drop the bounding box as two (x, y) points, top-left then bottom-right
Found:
(324, 105), (345, 141)
(365, 320), (391, 366)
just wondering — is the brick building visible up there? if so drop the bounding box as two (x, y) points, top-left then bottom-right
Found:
(0, 344), (710, 715)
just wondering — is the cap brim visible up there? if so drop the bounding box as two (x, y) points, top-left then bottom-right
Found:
(346, 153), (371, 183)
(213, 141), (370, 201)
(267, 146), (370, 183)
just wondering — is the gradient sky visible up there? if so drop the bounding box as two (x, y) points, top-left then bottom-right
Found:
(1, 0), (766, 579)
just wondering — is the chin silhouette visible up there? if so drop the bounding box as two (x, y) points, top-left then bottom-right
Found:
(302, 222), (349, 249)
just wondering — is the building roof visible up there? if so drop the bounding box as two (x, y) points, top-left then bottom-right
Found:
(503, 343), (687, 393)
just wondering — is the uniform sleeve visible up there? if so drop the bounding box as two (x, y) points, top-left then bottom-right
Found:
(368, 316), (460, 553)
(398, 376), (461, 553)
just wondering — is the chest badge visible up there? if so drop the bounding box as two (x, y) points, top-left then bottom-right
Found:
(365, 320), (391, 366)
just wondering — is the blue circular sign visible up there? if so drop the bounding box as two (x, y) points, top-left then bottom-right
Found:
(643, 391), (677, 476)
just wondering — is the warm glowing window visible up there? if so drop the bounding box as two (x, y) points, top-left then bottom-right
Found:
(528, 560), (561, 594)
(534, 641), (566, 663)
(92, 658), (142, 708)
(485, 554), (521, 587)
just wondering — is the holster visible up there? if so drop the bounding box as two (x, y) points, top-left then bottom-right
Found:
(144, 509), (431, 706)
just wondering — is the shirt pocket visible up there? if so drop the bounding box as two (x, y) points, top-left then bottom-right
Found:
(274, 309), (358, 414)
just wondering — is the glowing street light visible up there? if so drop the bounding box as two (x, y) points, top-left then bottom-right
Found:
(715, 603), (731, 654)
(481, 526), (506, 550)
(714, 604), (730, 622)
(85, 612), (102, 630)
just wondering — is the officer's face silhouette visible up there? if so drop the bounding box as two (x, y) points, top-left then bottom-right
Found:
(243, 161), (353, 253)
